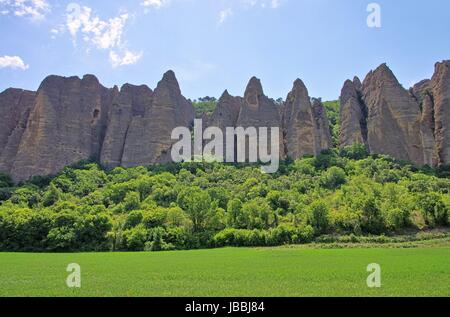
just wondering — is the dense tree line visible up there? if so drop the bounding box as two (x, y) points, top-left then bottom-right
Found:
(0, 144), (449, 252)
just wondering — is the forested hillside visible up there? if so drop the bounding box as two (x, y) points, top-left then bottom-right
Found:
(1, 142), (449, 252)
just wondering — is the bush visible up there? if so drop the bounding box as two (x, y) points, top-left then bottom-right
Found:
(213, 225), (314, 248)
(124, 192), (141, 211)
(359, 196), (385, 234)
(144, 227), (175, 251)
(321, 167), (347, 189)
(330, 207), (362, 234)
(417, 193), (449, 227)
(123, 225), (148, 251)
(308, 201), (330, 235)
(340, 144), (369, 160)
(0, 173), (13, 188)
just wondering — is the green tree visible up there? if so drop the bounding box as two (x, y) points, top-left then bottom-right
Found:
(124, 192), (141, 211)
(42, 183), (62, 207)
(417, 193), (449, 227)
(308, 201), (330, 234)
(177, 187), (213, 232)
(322, 167), (347, 189)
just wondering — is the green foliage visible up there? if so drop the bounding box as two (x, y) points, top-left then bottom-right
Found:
(340, 144), (369, 160)
(213, 225), (314, 247)
(0, 147), (449, 252)
(0, 172), (13, 188)
(417, 193), (449, 227)
(323, 100), (340, 147)
(192, 97), (217, 117)
(308, 201), (330, 234)
(321, 166), (347, 189)
(177, 187), (214, 232)
(42, 184), (61, 207)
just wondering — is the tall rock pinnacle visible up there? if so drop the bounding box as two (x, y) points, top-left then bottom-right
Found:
(120, 70), (195, 167)
(237, 76), (284, 159)
(283, 79), (332, 159)
(339, 79), (367, 148)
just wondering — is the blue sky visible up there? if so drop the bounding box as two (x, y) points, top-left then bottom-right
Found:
(0, 0), (449, 101)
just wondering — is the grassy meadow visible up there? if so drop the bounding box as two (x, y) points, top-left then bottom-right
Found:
(1, 244), (449, 297)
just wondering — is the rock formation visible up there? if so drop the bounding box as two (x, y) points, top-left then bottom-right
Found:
(236, 77), (284, 160)
(209, 90), (243, 130)
(282, 79), (332, 159)
(207, 90), (244, 159)
(0, 89), (36, 173)
(339, 78), (367, 147)
(340, 61), (450, 167)
(0, 71), (195, 182)
(430, 61), (450, 165)
(237, 77), (282, 129)
(1, 60), (449, 182)
(8, 75), (115, 182)
(312, 98), (333, 152)
(100, 84), (151, 169)
(363, 64), (426, 164)
(120, 71), (195, 167)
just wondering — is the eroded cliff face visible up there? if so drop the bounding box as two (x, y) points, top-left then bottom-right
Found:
(1, 61), (449, 182)
(312, 98), (333, 153)
(101, 84), (153, 169)
(340, 60), (450, 167)
(339, 78), (367, 148)
(237, 78), (280, 128)
(363, 64), (426, 164)
(282, 79), (332, 159)
(0, 71), (194, 182)
(121, 71), (195, 167)
(0, 89), (36, 173)
(8, 75), (114, 182)
(209, 90), (243, 130)
(283, 79), (316, 158)
(237, 77), (285, 160)
(430, 61), (450, 165)
(207, 77), (286, 161)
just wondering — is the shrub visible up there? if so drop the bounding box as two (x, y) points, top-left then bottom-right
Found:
(340, 144), (369, 160)
(123, 211), (143, 229)
(123, 225), (148, 251)
(308, 201), (330, 235)
(321, 167), (347, 189)
(0, 172), (13, 188)
(417, 193), (449, 227)
(124, 192), (141, 211)
(330, 207), (362, 234)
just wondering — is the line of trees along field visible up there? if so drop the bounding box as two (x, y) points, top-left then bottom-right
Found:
(0, 143), (449, 252)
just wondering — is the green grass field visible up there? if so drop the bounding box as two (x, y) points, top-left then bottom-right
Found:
(0, 246), (449, 297)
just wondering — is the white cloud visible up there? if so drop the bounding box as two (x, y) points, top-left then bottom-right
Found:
(66, 5), (129, 50)
(109, 50), (143, 67)
(64, 4), (141, 67)
(0, 55), (29, 70)
(141, 0), (169, 9)
(218, 8), (233, 25)
(241, 0), (283, 9)
(0, 0), (50, 20)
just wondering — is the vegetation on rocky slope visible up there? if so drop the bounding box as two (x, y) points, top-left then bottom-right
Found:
(0, 142), (449, 252)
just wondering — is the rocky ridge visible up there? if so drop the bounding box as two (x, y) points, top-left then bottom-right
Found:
(1, 60), (449, 182)
(340, 61), (450, 167)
